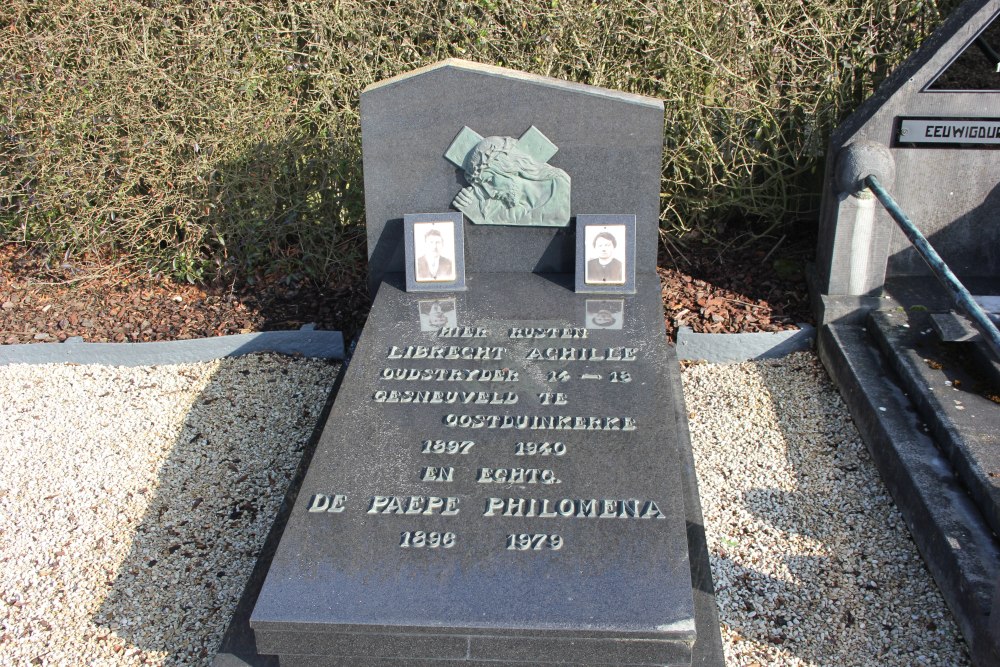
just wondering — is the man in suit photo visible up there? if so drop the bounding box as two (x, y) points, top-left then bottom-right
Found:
(415, 227), (455, 282)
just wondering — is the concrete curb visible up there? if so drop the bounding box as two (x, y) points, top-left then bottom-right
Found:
(0, 327), (345, 366)
(818, 322), (1000, 667)
(675, 325), (816, 363)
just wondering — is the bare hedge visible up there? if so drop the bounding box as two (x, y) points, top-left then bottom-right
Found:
(0, 0), (955, 281)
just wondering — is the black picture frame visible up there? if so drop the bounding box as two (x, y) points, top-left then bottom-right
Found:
(575, 214), (636, 294)
(404, 212), (467, 292)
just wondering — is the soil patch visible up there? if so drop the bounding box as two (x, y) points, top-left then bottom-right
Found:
(0, 234), (812, 347)
(658, 231), (811, 339)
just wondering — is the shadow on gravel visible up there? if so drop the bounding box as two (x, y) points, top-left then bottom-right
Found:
(704, 357), (972, 666)
(92, 354), (342, 665)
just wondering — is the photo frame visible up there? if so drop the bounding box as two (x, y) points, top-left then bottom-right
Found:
(404, 212), (467, 292)
(575, 214), (636, 294)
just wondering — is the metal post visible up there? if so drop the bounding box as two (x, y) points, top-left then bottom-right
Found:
(865, 174), (1000, 360)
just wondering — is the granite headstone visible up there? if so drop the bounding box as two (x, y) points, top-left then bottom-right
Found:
(359, 60), (663, 293)
(250, 60), (722, 667)
(813, 0), (1000, 320)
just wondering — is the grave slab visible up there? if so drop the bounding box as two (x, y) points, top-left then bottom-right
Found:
(249, 57), (721, 667)
(251, 272), (700, 665)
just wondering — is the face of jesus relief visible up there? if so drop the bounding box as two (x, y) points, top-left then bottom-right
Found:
(448, 130), (571, 227)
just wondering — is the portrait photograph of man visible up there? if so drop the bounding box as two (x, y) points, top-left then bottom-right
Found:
(404, 212), (466, 293)
(413, 222), (457, 282)
(584, 225), (626, 285)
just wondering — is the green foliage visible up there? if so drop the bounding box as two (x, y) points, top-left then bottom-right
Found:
(0, 0), (955, 281)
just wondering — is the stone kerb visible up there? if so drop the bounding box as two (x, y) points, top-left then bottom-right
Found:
(360, 59), (664, 293)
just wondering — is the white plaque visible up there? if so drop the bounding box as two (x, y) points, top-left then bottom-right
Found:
(898, 118), (1000, 145)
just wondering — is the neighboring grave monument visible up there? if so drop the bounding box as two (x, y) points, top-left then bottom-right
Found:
(813, 1), (1000, 665)
(814, 0), (1000, 315)
(248, 60), (723, 666)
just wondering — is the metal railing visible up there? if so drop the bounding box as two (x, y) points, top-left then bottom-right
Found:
(865, 174), (1000, 360)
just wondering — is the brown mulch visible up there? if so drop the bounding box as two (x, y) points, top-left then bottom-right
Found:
(0, 244), (372, 346)
(0, 235), (812, 347)
(658, 234), (811, 339)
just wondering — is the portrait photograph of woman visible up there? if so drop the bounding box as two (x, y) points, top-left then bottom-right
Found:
(584, 225), (626, 285)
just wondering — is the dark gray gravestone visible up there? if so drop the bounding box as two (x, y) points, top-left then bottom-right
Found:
(252, 274), (696, 666)
(250, 60), (722, 667)
(360, 60), (663, 293)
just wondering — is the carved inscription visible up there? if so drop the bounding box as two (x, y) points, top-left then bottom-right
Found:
(307, 494), (347, 513)
(387, 346), (505, 360)
(401, 531), (456, 548)
(514, 441), (567, 456)
(483, 497), (666, 519)
(476, 467), (560, 484)
(381, 368), (519, 382)
(312, 317), (657, 555)
(546, 370), (570, 383)
(507, 534), (563, 550)
(444, 414), (636, 430)
(438, 327), (490, 338)
(367, 496), (460, 515)
(525, 347), (637, 361)
(509, 327), (587, 339)
(373, 390), (518, 404)
(422, 440), (475, 454)
(421, 466), (454, 482)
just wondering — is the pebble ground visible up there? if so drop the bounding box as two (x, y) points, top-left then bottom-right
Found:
(683, 352), (971, 666)
(0, 351), (973, 665)
(0, 354), (339, 665)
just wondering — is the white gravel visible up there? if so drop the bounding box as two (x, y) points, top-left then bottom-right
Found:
(0, 350), (972, 665)
(683, 352), (971, 666)
(0, 354), (339, 666)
